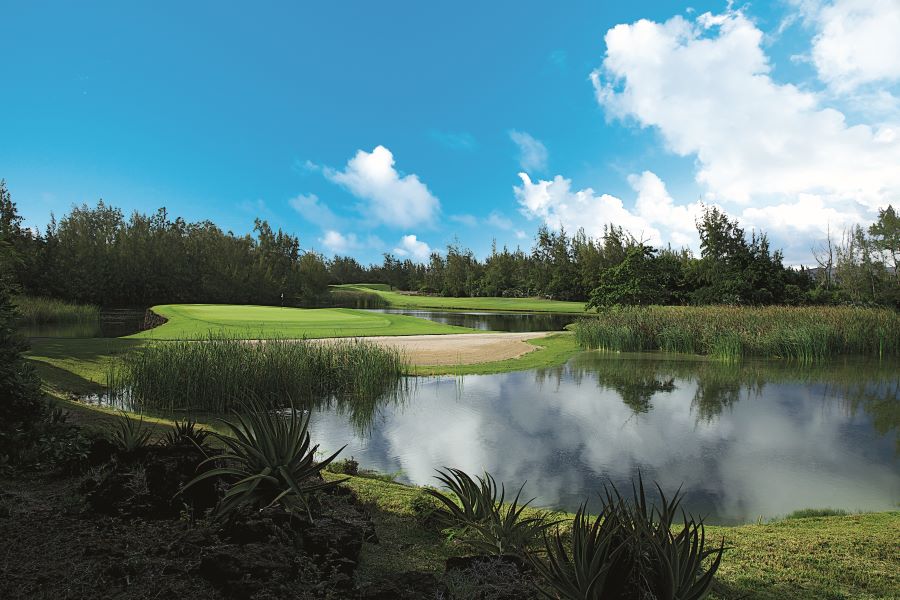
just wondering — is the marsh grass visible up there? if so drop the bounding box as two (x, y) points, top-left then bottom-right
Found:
(14, 296), (100, 325)
(574, 306), (900, 361)
(107, 334), (407, 414)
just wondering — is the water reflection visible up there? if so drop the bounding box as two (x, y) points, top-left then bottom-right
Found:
(364, 308), (575, 332)
(21, 308), (145, 338)
(307, 353), (900, 524)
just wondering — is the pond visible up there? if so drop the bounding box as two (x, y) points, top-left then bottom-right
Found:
(21, 308), (146, 338)
(364, 308), (576, 332)
(308, 352), (900, 525)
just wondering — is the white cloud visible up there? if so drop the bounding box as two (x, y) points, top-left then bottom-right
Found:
(323, 145), (441, 228)
(486, 211), (514, 230)
(320, 230), (361, 254)
(450, 214), (478, 227)
(289, 193), (339, 228)
(592, 9), (900, 212)
(509, 130), (549, 172)
(515, 172), (662, 244)
(515, 170), (704, 251)
(629, 171), (705, 249)
(808, 0), (900, 92)
(393, 234), (431, 262)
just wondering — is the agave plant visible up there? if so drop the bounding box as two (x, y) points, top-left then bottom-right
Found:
(109, 412), (153, 453)
(163, 419), (211, 448)
(426, 468), (553, 556)
(182, 402), (346, 519)
(529, 475), (725, 600)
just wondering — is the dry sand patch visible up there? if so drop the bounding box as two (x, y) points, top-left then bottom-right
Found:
(316, 332), (552, 366)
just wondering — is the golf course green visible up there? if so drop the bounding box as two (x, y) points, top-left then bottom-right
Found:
(131, 303), (479, 340)
(339, 283), (589, 313)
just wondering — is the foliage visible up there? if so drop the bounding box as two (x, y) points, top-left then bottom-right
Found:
(0, 407), (91, 473)
(162, 419), (211, 448)
(108, 412), (153, 453)
(0, 280), (45, 455)
(784, 508), (850, 519)
(108, 334), (407, 414)
(529, 477), (725, 600)
(573, 305), (900, 360)
(6, 195), (331, 307)
(12, 296), (100, 325)
(182, 401), (346, 519)
(425, 468), (554, 556)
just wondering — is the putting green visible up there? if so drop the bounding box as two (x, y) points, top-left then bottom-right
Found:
(130, 304), (478, 340)
(338, 284), (588, 313)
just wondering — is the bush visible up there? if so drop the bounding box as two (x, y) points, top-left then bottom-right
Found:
(182, 400), (346, 520)
(425, 468), (554, 557)
(0, 283), (47, 462)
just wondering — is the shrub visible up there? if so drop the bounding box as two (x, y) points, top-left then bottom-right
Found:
(0, 284), (45, 441)
(529, 477), (725, 600)
(162, 419), (211, 449)
(108, 412), (153, 453)
(182, 401), (346, 520)
(426, 468), (554, 556)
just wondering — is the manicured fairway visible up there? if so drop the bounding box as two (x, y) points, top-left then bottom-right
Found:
(130, 304), (478, 340)
(339, 283), (588, 313)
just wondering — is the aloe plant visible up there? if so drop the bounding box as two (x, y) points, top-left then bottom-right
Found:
(109, 412), (153, 453)
(529, 475), (725, 600)
(426, 468), (553, 556)
(182, 401), (345, 519)
(162, 419), (210, 448)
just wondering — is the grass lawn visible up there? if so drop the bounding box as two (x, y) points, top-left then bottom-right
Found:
(340, 283), (589, 314)
(26, 337), (141, 394)
(131, 304), (480, 340)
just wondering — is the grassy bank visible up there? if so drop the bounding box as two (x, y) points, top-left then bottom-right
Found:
(14, 295), (100, 325)
(574, 305), (900, 361)
(132, 303), (478, 340)
(340, 283), (588, 314)
(30, 400), (900, 600)
(108, 336), (407, 413)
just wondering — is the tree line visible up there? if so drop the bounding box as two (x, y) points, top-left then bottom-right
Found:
(1, 180), (898, 308)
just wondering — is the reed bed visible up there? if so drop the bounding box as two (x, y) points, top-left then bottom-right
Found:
(573, 306), (900, 361)
(107, 335), (408, 414)
(14, 295), (100, 325)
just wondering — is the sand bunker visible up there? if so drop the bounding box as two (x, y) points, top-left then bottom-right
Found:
(318, 332), (552, 366)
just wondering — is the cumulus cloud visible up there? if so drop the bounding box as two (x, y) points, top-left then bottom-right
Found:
(289, 193), (339, 228)
(509, 130), (549, 172)
(515, 171), (705, 249)
(807, 0), (900, 92)
(591, 9), (900, 211)
(393, 234), (432, 262)
(320, 230), (361, 254)
(323, 145), (441, 228)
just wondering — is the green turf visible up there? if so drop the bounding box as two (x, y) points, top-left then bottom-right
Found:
(130, 304), (480, 340)
(340, 284), (589, 314)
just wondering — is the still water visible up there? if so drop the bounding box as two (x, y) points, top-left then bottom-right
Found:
(308, 352), (899, 524)
(365, 308), (575, 332)
(21, 309), (145, 338)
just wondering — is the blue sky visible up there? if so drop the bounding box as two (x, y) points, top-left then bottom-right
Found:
(3, 0), (899, 265)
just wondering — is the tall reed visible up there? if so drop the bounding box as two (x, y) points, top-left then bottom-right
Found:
(14, 296), (100, 325)
(107, 335), (408, 415)
(574, 305), (900, 361)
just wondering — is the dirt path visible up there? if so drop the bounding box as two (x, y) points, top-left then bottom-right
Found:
(317, 331), (553, 366)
